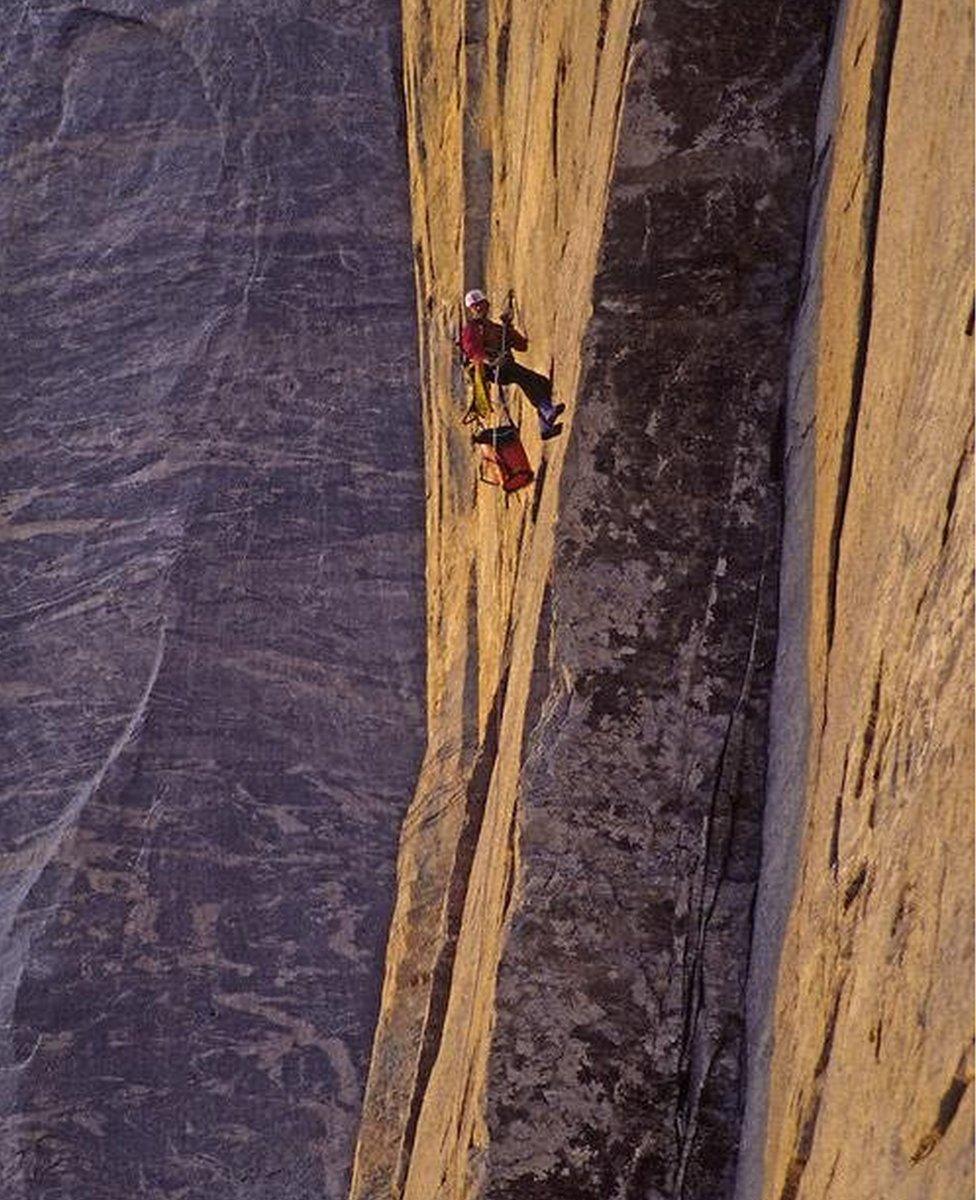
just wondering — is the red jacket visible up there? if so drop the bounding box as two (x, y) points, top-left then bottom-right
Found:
(461, 317), (528, 364)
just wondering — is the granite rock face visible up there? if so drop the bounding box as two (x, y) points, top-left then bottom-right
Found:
(485, 4), (834, 1196)
(0, 4), (425, 1198)
(352, 0), (970, 1197)
(351, 2), (834, 1198)
(4, 2), (970, 1199)
(739, 2), (974, 1198)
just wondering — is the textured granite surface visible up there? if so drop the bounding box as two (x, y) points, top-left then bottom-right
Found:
(485, 3), (834, 1197)
(350, 4), (655, 1196)
(739, 2), (974, 1197)
(0, 4), (424, 1197)
(350, 2), (834, 1198)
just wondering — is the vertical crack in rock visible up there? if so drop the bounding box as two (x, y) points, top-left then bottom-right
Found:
(823, 0), (904, 655)
(852, 656), (883, 799)
(397, 673), (509, 1194)
(674, 547), (772, 1198)
(910, 1040), (975, 1164)
(463, 0), (492, 288)
(941, 422), (974, 548)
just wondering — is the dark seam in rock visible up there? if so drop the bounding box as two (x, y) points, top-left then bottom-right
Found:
(827, 745), (847, 877)
(551, 65), (561, 184)
(396, 669), (509, 1195)
(496, 11), (511, 97)
(673, 1036), (725, 1200)
(605, 3), (644, 205)
(824, 0), (904, 655)
(910, 1040), (974, 1163)
(842, 861), (867, 910)
(941, 420), (973, 548)
(853, 656), (883, 799)
(589, 0), (612, 123)
(530, 456), (549, 524)
(674, 545), (770, 1191)
(867, 716), (893, 826)
(770, 398), (787, 484)
(389, 21), (408, 149)
(520, 580), (553, 764)
(675, 532), (764, 1130)
(500, 794), (519, 922)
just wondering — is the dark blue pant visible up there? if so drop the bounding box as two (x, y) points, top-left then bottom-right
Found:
(489, 356), (556, 423)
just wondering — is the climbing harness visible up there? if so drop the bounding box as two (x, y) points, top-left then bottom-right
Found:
(459, 295), (492, 426)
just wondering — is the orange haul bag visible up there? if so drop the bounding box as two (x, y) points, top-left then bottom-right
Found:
(473, 425), (534, 493)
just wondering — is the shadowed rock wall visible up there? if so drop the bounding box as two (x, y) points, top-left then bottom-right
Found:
(0, 4), (424, 1197)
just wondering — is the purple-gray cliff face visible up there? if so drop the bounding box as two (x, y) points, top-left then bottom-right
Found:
(0, 4), (424, 1198)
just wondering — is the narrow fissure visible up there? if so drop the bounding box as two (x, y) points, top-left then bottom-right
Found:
(825, 0), (904, 652)
(396, 671), (510, 1194)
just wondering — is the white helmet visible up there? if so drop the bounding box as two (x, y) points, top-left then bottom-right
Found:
(465, 288), (487, 309)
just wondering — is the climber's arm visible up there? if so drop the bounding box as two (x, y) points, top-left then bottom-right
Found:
(502, 315), (528, 352)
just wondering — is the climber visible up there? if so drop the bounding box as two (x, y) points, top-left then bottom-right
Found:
(460, 289), (565, 438)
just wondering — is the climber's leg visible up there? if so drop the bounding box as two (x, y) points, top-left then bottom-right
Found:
(497, 359), (564, 427)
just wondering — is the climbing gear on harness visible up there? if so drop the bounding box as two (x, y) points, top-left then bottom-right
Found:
(457, 298), (493, 424)
(465, 360), (492, 423)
